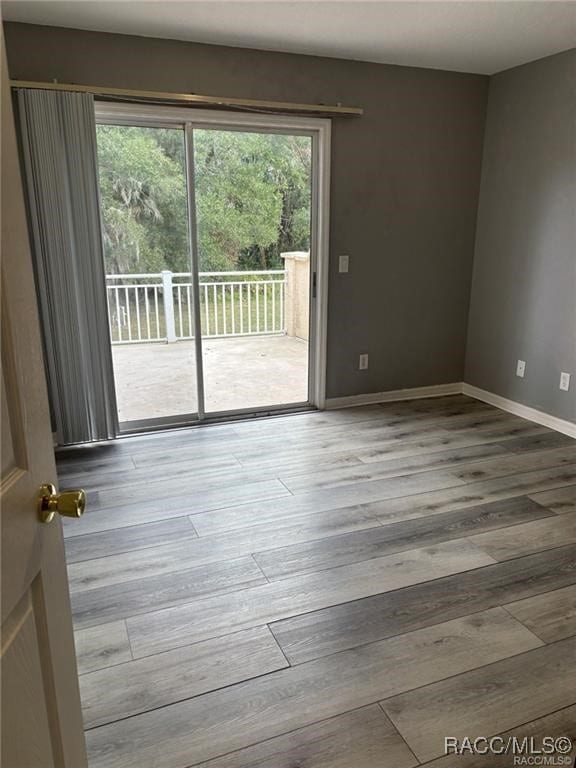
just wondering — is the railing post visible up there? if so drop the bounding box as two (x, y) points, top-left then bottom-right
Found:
(281, 252), (310, 340)
(161, 270), (177, 342)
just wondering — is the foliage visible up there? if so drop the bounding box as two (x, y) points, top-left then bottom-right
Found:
(97, 126), (188, 273)
(96, 125), (311, 274)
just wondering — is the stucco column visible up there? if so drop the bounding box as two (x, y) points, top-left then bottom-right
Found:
(281, 251), (310, 341)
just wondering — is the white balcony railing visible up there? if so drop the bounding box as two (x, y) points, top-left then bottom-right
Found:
(106, 270), (286, 344)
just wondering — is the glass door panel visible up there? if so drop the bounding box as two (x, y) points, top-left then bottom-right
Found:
(96, 124), (199, 426)
(193, 128), (313, 414)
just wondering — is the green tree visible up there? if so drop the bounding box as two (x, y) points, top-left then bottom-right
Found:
(96, 125), (311, 275)
(97, 125), (188, 274)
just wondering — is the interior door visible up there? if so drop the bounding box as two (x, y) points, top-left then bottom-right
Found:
(1, 33), (87, 768)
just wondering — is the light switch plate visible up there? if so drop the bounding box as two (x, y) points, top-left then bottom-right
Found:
(516, 360), (526, 378)
(560, 372), (571, 391)
(338, 255), (349, 273)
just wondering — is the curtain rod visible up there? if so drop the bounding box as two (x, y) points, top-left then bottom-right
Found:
(10, 80), (363, 117)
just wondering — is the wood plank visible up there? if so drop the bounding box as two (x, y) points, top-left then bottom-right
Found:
(233, 401), (501, 442)
(238, 421), (547, 472)
(129, 441), (240, 467)
(253, 497), (554, 581)
(115, 423), (241, 454)
(276, 450), (392, 479)
(233, 411), (519, 466)
(56, 427), (237, 467)
(381, 636), (576, 762)
(356, 423), (549, 464)
(191, 465), (576, 537)
(123, 407), (468, 470)
(303, 404), (515, 436)
(57, 455), (137, 477)
(135, 439), (362, 474)
(74, 621), (132, 675)
(190, 469), (466, 537)
(126, 540), (495, 659)
(279, 442), (511, 495)
(505, 584), (576, 643)
(470, 511), (576, 560)
(69, 449), (371, 496)
(369, 394), (484, 415)
(376, 395), (492, 415)
(232, 398), (491, 439)
(420, 704), (576, 767)
(252, 451), (365, 479)
(369, 464), (576, 527)
(448, 445), (576, 484)
(232, 404), (396, 433)
(195, 705), (417, 768)
(54, 402), (499, 471)
(86, 609), (541, 768)
(91, 468), (286, 509)
(71, 556), (267, 630)
(270, 544), (576, 664)
(80, 626), (288, 729)
(67, 505), (383, 594)
(62, 478), (292, 538)
(65, 517), (198, 564)
(61, 454), (244, 493)
(228, 407), (516, 458)
(495, 432), (575, 453)
(529, 484), (576, 514)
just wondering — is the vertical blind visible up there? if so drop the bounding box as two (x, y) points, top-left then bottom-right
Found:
(17, 89), (118, 444)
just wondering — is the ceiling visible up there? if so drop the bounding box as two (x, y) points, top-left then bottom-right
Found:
(3, 1), (576, 75)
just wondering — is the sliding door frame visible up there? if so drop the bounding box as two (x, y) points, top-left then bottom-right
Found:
(184, 123), (206, 421)
(95, 102), (331, 428)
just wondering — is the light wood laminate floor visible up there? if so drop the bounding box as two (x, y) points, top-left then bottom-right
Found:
(57, 395), (576, 768)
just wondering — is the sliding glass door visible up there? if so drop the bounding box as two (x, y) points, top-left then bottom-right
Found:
(96, 124), (200, 427)
(95, 106), (325, 430)
(193, 128), (312, 414)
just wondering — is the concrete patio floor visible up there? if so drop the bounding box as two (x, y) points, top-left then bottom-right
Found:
(112, 335), (309, 422)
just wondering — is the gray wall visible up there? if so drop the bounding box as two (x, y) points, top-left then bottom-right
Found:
(4, 22), (488, 399)
(465, 49), (576, 422)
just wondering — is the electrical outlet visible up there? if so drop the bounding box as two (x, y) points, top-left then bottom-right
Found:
(359, 353), (369, 370)
(338, 254), (349, 273)
(516, 360), (526, 378)
(560, 372), (571, 391)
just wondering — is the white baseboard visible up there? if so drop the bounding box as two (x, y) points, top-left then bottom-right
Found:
(462, 383), (576, 439)
(325, 383), (463, 410)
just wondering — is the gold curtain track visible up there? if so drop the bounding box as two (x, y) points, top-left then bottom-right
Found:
(10, 80), (363, 117)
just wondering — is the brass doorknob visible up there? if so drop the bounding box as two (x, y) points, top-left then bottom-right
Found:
(38, 483), (86, 524)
